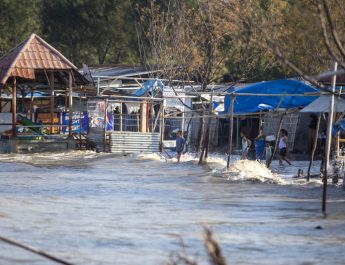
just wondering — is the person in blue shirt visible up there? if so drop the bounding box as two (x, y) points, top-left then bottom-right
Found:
(176, 130), (186, 162)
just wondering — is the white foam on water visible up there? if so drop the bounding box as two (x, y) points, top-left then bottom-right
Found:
(132, 152), (167, 162)
(227, 159), (283, 183)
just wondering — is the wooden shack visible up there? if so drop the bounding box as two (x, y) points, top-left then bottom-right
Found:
(0, 33), (89, 153)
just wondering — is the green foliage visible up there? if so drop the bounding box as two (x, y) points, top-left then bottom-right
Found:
(41, 0), (138, 66)
(0, 0), (41, 56)
(0, 0), (338, 82)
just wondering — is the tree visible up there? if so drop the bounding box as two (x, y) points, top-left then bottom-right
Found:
(137, 0), (242, 162)
(41, 0), (139, 66)
(0, 0), (41, 57)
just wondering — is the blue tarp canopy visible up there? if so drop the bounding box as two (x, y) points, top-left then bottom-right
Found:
(132, 79), (164, 97)
(224, 80), (319, 114)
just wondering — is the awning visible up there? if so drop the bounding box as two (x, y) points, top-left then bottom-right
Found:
(301, 95), (345, 113)
(223, 80), (319, 114)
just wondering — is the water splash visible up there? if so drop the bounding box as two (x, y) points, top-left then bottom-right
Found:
(225, 159), (284, 184)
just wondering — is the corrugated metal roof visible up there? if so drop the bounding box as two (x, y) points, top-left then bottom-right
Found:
(89, 65), (158, 77)
(0, 33), (82, 85)
(301, 95), (345, 113)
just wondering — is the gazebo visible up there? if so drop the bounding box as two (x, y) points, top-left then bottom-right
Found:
(0, 33), (89, 138)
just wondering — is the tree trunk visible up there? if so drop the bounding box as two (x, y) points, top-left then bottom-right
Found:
(197, 112), (204, 155)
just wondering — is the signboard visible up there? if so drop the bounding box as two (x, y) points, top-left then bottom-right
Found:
(87, 100), (113, 131)
(61, 112), (88, 134)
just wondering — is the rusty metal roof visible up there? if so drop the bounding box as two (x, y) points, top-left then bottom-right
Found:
(0, 33), (86, 85)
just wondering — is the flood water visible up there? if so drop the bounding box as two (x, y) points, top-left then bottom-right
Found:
(0, 152), (344, 265)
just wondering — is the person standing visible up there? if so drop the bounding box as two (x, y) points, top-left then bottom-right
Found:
(308, 114), (318, 154)
(255, 126), (265, 161)
(279, 129), (292, 166)
(241, 132), (251, 159)
(176, 130), (185, 162)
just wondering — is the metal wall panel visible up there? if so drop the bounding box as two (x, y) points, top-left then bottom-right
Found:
(110, 131), (160, 154)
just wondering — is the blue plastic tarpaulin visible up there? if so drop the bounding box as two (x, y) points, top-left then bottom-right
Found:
(132, 79), (165, 97)
(223, 80), (319, 114)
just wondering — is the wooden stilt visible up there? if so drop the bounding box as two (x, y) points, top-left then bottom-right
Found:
(307, 114), (321, 181)
(12, 78), (17, 137)
(226, 95), (236, 169)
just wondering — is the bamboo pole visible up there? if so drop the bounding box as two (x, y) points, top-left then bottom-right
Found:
(12, 77), (17, 137)
(267, 113), (285, 168)
(323, 62), (337, 214)
(307, 114), (321, 181)
(226, 95), (236, 169)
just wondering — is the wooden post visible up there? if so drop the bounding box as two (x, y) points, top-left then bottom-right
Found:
(198, 119), (208, 165)
(323, 62), (337, 214)
(140, 101), (147, 132)
(12, 78), (17, 137)
(68, 71), (73, 137)
(79, 87), (83, 142)
(30, 87), (34, 121)
(50, 72), (55, 134)
(197, 113), (205, 157)
(198, 114), (206, 165)
(307, 114), (321, 181)
(226, 95), (236, 169)
(159, 101), (165, 153)
(120, 102), (123, 132)
(205, 94), (214, 160)
(267, 113), (285, 168)
(104, 98), (108, 152)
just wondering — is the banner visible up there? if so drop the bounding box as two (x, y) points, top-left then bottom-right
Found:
(61, 112), (88, 134)
(88, 100), (113, 131)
